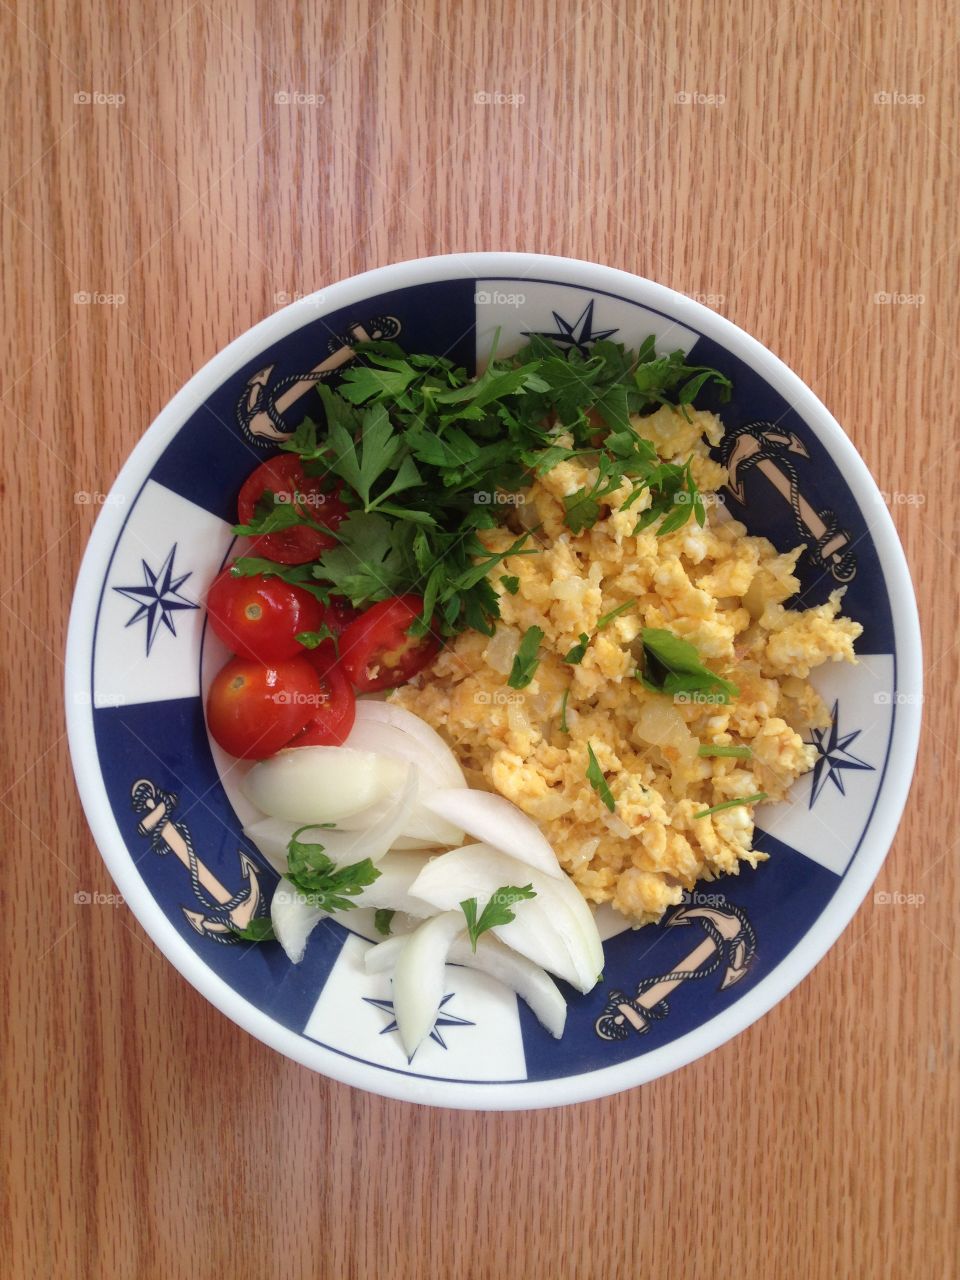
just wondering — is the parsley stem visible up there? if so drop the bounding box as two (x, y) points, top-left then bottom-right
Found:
(697, 745), (752, 759)
(693, 792), (767, 819)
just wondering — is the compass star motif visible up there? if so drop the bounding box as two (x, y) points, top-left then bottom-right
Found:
(522, 299), (618, 355)
(113, 544), (199, 656)
(363, 992), (475, 1058)
(807, 700), (874, 807)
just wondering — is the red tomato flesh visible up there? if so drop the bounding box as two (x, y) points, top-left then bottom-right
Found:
(206, 656), (321, 759)
(290, 644), (357, 746)
(338, 595), (440, 693)
(207, 565), (324, 663)
(237, 453), (349, 565)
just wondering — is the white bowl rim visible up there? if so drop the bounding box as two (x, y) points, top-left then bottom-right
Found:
(65, 251), (923, 1109)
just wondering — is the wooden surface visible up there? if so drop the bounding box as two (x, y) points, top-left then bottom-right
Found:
(2, 1), (957, 1276)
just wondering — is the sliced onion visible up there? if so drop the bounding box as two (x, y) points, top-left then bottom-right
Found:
(447, 936), (566, 1039)
(270, 878), (322, 963)
(364, 930), (566, 1038)
(356, 700), (467, 788)
(421, 788), (563, 879)
(329, 851), (437, 916)
(409, 843), (603, 993)
(245, 765), (417, 871)
(392, 911), (466, 1057)
(409, 845), (583, 989)
(244, 747), (406, 824)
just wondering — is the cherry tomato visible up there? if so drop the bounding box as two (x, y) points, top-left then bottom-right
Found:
(322, 594), (362, 639)
(338, 595), (441, 693)
(289, 646), (357, 746)
(237, 453), (349, 565)
(206, 565), (325, 662)
(206, 656), (321, 759)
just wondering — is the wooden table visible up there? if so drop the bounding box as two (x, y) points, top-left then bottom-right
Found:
(3, 2), (957, 1276)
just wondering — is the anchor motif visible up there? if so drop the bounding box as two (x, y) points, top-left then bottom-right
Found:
(595, 903), (757, 1040)
(130, 778), (265, 944)
(720, 422), (857, 582)
(238, 314), (402, 443)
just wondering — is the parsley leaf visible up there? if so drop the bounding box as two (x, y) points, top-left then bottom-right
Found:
(500, 574), (520, 595)
(459, 884), (537, 951)
(285, 826), (381, 912)
(374, 908), (395, 937)
(227, 918), (276, 942)
(638, 628), (739, 704)
(296, 624), (337, 651)
(508, 626), (544, 689)
(586, 742), (616, 812)
(563, 633), (590, 664)
(597, 599), (636, 629)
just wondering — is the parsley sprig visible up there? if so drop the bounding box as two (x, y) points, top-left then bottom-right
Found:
(638, 628), (739, 704)
(459, 884), (537, 950)
(284, 826), (381, 912)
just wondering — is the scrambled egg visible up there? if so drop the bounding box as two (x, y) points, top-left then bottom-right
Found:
(391, 406), (862, 926)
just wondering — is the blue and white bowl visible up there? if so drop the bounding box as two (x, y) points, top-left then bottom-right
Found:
(66, 253), (922, 1109)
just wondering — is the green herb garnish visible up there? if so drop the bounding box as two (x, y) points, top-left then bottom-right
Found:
(693, 793), (767, 818)
(559, 688), (571, 733)
(374, 908), (395, 937)
(638, 628), (738, 704)
(697, 744), (752, 758)
(586, 742), (616, 813)
(459, 884), (537, 951)
(295, 624), (337, 651)
(508, 626), (544, 689)
(563, 633), (590, 664)
(500, 575), (520, 595)
(596, 599), (636, 629)
(227, 918), (276, 942)
(285, 826), (381, 912)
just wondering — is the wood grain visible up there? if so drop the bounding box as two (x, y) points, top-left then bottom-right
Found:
(2, 1), (957, 1276)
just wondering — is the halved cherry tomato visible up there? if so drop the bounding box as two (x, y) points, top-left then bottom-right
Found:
(338, 594), (441, 693)
(237, 453), (349, 565)
(289, 644), (356, 746)
(206, 656), (321, 759)
(322, 594), (362, 639)
(206, 565), (325, 662)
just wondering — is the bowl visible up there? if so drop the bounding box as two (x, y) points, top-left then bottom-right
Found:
(66, 252), (922, 1109)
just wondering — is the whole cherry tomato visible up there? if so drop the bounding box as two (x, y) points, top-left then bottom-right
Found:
(338, 595), (440, 693)
(237, 453), (349, 565)
(206, 565), (325, 662)
(206, 656), (321, 759)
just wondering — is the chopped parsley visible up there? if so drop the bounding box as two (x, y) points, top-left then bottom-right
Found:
(596, 599), (637, 629)
(508, 626), (545, 689)
(374, 908), (395, 937)
(459, 884), (537, 951)
(228, 336), (729, 638)
(563, 633), (590, 664)
(638, 628), (738, 704)
(295, 624), (337, 651)
(284, 826), (381, 911)
(559, 687), (571, 733)
(697, 744), (752, 758)
(227, 918), (276, 942)
(586, 742), (616, 813)
(693, 793), (767, 819)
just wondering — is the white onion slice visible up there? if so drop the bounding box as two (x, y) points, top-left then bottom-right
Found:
(421, 788), (564, 879)
(392, 911), (465, 1057)
(333, 851), (437, 916)
(245, 766), (417, 870)
(356, 700), (467, 788)
(364, 932), (566, 1039)
(270, 878), (322, 963)
(244, 747), (406, 824)
(409, 843), (603, 993)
